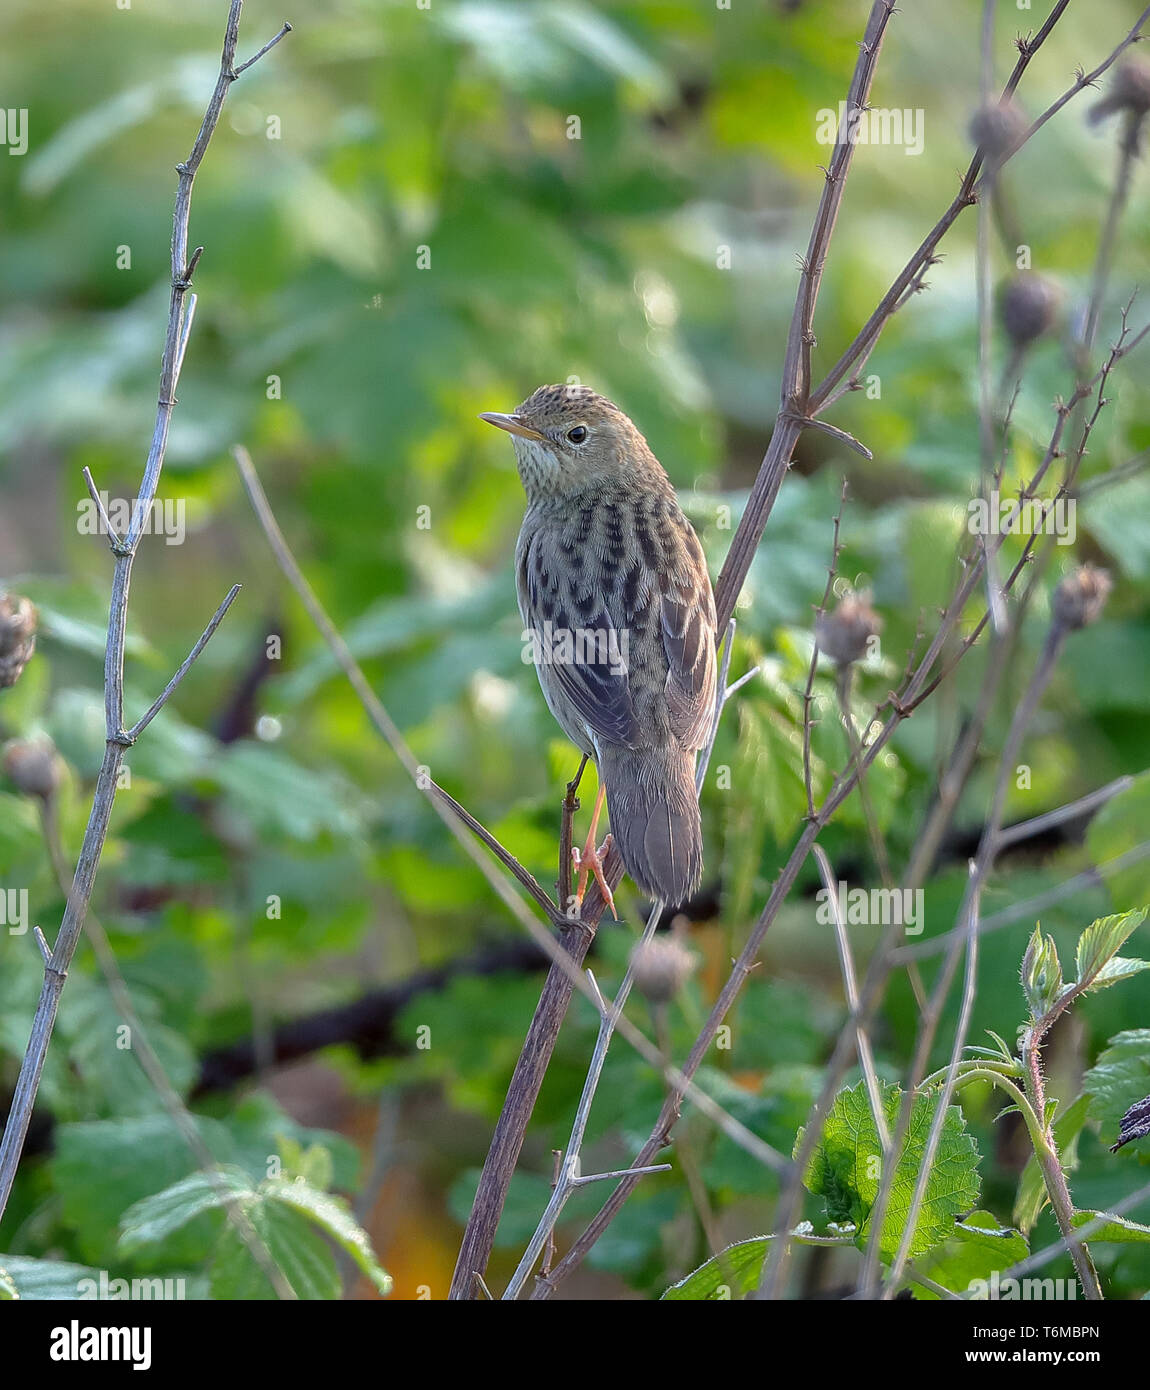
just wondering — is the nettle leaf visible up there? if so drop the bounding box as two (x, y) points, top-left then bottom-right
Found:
(1014, 1095), (1090, 1233)
(1084, 1030), (1150, 1144)
(1074, 908), (1148, 991)
(119, 1170), (256, 1252)
(912, 1211), (1029, 1300)
(662, 1237), (771, 1300)
(1087, 957), (1150, 991)
(209, 1200), (340, 1301)
(276, 1135), (334, 1192)
(798, 1080), (981, 1264)
(1071, 1211), (1150, 1244)
(264, 1178), (390, 1296)
(1111, 1095), (1150, 1153)
(1021, 925), (1062, 1017)
(0, 1256), (101, 1300)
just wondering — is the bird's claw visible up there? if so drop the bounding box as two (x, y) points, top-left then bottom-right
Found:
(572, 833), (618, 921)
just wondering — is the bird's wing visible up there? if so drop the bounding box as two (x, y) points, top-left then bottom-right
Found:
(659, 523), (718, 752)
(521, 526), (639, 747)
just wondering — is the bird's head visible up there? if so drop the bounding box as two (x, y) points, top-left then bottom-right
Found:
(480, 384), (663, 501)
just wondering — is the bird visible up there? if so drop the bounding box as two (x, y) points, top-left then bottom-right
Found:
(480, 384), (717, 913)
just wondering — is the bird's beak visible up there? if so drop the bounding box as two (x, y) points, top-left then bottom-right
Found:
(478, 411), (547, 442)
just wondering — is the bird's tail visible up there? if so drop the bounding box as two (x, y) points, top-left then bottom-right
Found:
(599, 745), (703, 909)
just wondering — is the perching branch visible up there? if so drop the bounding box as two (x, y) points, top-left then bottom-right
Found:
(233, 447), (777, 1302)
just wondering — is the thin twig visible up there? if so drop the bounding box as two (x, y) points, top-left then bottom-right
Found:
(803, 482), (849, 819)
(881, 620), (1072, 1297)
(897, 839), (1150, 964)
(502, 907), (662, 1301)
(124, 584), (241, 743)
(813, 846), (889, 1151)
(539, 303), (1145, 1300)
(233, 445), (777, 1297)
(0, 0), (285, 1226)
(809, 1), (1150, 412)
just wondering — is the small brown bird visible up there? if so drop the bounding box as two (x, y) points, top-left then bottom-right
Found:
(481, 384), (717, 911)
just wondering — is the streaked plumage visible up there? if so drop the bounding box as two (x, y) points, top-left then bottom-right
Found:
(481, 384), (717, 907)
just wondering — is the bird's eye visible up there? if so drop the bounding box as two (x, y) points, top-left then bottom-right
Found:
(566, 425), (588, 444)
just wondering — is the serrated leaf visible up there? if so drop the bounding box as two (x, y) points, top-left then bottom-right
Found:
(0, 1256), (100, 1300)
(264, 1178), (390, 1296)
(52, 1113), (240, 1264)
(913, 1211), (1029, 1300)
(118, 1169), (255, 1251)
(1071, 1211), (1150, 1243)
(1084, 1030), (1150, 1140)
(1075, 908), (1148, 989)
(798, 1080), (981, 1264)
(1086, 956), (1150, 991)
(661, 1237), (771, 1300)
(209, 1199), (340, 1301)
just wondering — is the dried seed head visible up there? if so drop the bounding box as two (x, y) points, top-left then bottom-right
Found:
(630, 931), (699, 1005)
(815, 591), (882, 667)
(0, 593), (37, 689)
(3, 737), (63, 800)
(1052, 564), (1112, 632)
(1000, 272), (1061, 349)
(1090, 56), (1150, 124)
(969, 99), (1028, 159)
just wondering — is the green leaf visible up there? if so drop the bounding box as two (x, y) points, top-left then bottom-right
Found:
(0, 1267), (17, 1300)
(1021, 924), (1062, 1017)
(1014, 1094), (1090, 1233)
(264, 1178), (391, 1296)
(1074, 908), (1148, 990)
(1086, 956), (1150, 990)
(798, 1080), (981, 1264)
(1070, 1211), (1150, 1243)
(209, 1199), (340, 1301)
(0, 1256), (100, 1300)
(52, 1114), (239, 1264)
(661, 1237), (771, 1300)
(912, 1212), (1029, 1300)
(1084, 1030), (1150, 1141)
(118, 1170), (255, 1252)
(276, 1136), (334, 1193)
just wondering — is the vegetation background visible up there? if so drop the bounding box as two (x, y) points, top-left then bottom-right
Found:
(1, 0), (1148, 1299)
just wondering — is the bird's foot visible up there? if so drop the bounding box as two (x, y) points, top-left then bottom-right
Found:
(572, 833), (618, 921)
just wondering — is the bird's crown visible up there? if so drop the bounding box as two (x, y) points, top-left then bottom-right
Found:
(480, 383), (668, 501)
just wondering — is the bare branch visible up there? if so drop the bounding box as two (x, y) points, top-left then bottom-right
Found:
(0, 0), (282, 1224)
(123, 584), (242, 743)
